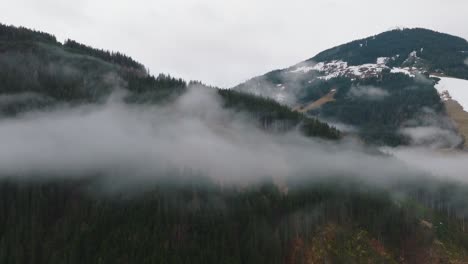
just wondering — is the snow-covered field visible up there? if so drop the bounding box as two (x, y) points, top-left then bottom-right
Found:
(433, 76), (468, 111)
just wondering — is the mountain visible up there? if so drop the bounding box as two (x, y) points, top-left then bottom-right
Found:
(1, 24), (468, 264)
(311, 28), (468, 79)
(0, 23), (339, 140)
(235, 28), (468, 147)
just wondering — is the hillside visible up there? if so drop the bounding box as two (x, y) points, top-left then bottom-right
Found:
(0, 23), (339, 140)
(235, 28), (468, 146)
(1, 24), (468, 264)
(311, 28), (468, 79)
(2, 177), (468, 264)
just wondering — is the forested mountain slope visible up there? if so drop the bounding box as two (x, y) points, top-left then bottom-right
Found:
(0, 23), (339, 140)
(2, 176), (468, 264)
(1, 24), (468, 264)
(311, 28), (468, 79)
(235, 28), (468, 146)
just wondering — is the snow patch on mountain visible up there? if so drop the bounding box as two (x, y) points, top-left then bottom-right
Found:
(376, 57), (389, 65)
(390, 68), (415, 77)
(402, 50), (427, 69)
(276, 84), (286, 91)
(433, 76), (468, 111)
(243, 50), (432, 106)
(290, 58), (420, 81)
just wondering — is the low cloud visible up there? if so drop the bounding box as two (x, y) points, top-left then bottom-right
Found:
(0, 87), (467, 191)
(384, 147), (468, 181)
(400, 107), (463, 148)
(235, 64), (320, 106)
(0, 87), (386, 183)
(414, 73), (435, 85)
(465, 58), (468, 66)
(0, 92), (51, 105)
(400, 126), (463, 148)
(320, 119), (359, 134)
(348, 85), (389, 100)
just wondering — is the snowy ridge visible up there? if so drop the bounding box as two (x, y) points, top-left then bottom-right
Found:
(290, 57), (420, 81)
(390, 68), (415, 77)
(240, 51), (431, 106)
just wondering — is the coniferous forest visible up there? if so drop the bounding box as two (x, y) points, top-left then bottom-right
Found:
(1, 23), (468, 264)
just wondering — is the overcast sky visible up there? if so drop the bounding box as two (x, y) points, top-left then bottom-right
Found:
(2, 0), (468, 87)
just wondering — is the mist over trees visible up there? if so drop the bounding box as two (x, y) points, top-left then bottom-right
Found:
(236, 28), (468, 147)
(0, 23), (338, 140)
(1, 23), (468, 263)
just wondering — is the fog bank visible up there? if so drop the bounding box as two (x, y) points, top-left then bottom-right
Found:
(0, 87), (467, 188)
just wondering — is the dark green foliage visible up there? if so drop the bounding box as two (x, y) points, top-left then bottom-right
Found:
(0, 23), (58, 44)
(1, 23), (468, 263)
(235, 28), (468, 146)
(0, 176), (467, 264)
(0, 42), (122, 103)
(126, 73), (186, 94)
(0, 23), (143, 71)
(298, 77), (352, 103)
(299, 28), (468, 145)
(218, 89), (341, 140)
(0, 29), (187, 108)
(0, 22), (340, 142)
(0, 23), (156, 103)
(64, 39), (145, 71)
(302, 29), (468, 145)
(297, 73), (449, 146)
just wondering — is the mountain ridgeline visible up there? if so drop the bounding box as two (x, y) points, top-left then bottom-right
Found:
(0, 23), (339, 140)
(235, 28), (468, 146)
(2, 24), (468, 264)
(312, 28), (468, 79)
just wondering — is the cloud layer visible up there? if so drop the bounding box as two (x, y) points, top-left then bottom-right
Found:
(0, 87), (467, 191)
(349, 85), (389, 100)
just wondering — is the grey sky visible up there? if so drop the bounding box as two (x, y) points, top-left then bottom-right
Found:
(2, 0), (468, 87)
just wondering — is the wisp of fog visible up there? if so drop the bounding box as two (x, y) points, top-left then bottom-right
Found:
(0, 86), (467, 188)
